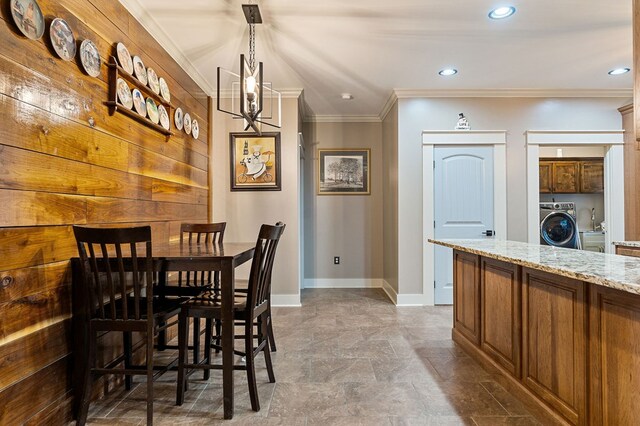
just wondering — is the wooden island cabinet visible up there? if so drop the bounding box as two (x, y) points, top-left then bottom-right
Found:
(436, 239), (640, 426)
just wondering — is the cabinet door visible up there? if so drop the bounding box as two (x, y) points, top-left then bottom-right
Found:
(539, 162), (553, 193)
(552, 161), (579, 193)
(453, 250), (480, 345)
(481, 258), (521, 377)
(522, 268), (586, 425)
(589, 285), (640, 425)
(579, 160), (604, 193)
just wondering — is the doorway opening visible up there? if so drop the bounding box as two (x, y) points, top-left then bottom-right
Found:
(525, 131), (625, 253)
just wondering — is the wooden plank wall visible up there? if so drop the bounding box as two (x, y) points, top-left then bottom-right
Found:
(0, 0), (210, 423)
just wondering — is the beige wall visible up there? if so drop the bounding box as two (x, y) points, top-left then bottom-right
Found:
(382, 103), (399, 293)
(303, 121), (383, 283)
(212, 96), (301, 301)
(394, 97), (629, 295)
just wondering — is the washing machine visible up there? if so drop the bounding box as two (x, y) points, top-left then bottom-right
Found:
(539, 202), (581, 249)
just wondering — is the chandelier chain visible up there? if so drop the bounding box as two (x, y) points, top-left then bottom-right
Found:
(249, 23), (256, 73)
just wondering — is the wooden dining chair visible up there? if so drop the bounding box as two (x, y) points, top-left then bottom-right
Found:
(156, 222), (227, 374)
(73, 225), (185, 426)
(176, 223), (286, 411)
(234, 221), (283, 352)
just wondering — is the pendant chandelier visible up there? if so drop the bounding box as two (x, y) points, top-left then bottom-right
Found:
(217, 4), (281, 135)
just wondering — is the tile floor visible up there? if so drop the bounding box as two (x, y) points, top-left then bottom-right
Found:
(86, 289), (541, 425)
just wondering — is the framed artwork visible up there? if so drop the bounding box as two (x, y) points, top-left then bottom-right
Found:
(318, 148), (370, 195)
(230, 132), (281, 191)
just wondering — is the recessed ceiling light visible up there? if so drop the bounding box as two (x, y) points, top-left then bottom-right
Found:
(488, 6), (516, 19)
(439, 68), (458, 76)
(608, 67), (630, 75)
(341, 93), (354, 100)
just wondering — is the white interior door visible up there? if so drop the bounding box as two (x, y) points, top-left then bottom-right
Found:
(434, 146), (494, 304)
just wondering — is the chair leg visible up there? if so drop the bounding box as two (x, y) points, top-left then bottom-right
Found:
(261, 315), (276, 383)
(203, 318), (212, 380)
(146, 329), (154, 426)
(176, 310), (188, 406)
(214, 319), (221, 354)
(266, 312), (277, 352)
(123, 331), (133, 390)
(192, 317), (200, 367)
(245, 320), (260, 412)
(76, 331), (95, 426)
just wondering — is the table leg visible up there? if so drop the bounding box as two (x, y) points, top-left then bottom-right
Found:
(221, 259), (234, 419)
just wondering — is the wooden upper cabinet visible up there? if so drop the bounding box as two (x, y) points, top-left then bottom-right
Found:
(579, 161), (604, 193)
(539, 158), (604, 194)
(552, 161), (579, 193)
(539, 162), (553, 193)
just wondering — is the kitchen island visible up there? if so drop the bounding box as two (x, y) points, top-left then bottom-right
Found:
(429, 239), (640, 426)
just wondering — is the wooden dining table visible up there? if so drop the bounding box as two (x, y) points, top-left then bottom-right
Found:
(71, 240), (256, 420)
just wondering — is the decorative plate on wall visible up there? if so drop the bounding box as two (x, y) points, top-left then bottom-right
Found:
(183, 112), (192, 135)
(174, 107), (184, 130)
(147, 67), (160, 94)
(79, 39), (101, 77)
(132, 88), (146, 116)
(116, 78), (133, 109)
(116, 42), (133, 74)
(146, 98), (159, 124)
(158, 105), (170, 130)
(132, 55), (148, 85)
(50, 18), (76, 61)
(191, 119), (199, 139)
(10, 0), (45, 40)
(159, 77), (171, 102)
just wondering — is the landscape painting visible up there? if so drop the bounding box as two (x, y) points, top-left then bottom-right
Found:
(318, 149), (370, 195)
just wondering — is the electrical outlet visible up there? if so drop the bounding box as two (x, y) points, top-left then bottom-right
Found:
(333, 256), (340, 265)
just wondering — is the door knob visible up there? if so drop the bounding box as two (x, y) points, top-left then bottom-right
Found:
(481, 230), (494, 237)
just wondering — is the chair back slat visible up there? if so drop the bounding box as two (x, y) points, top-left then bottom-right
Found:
(74, 226), (153, 322)
(178, 222), (226, 288)
(246, 223), (285, 316)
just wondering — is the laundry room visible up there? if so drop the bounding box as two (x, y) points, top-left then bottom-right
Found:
(539, 145), (606, 251)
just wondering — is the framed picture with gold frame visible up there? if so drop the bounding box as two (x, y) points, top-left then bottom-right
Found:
(230, 132), (281, 191)
(317, 148), (370, 195)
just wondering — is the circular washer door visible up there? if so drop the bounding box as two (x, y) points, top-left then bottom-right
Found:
(540, 212), (577, 247)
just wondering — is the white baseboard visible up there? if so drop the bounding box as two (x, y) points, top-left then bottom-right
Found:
(382, 280), (398, 304)
(382, 280), (429, 306)
(271, 293), (301, 307)
(396, 293), (429, 306)
(303, 278), (383, 289)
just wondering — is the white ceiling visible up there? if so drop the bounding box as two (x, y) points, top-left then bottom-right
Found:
(121, 0), (633, 118)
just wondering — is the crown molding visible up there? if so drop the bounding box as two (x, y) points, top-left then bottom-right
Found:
(379, 91), (399, 122)
(304, 115), (381, 123)
(118, 0), (215, 95)
(392, 88), (633, 98)
(618, 103), (633, 114)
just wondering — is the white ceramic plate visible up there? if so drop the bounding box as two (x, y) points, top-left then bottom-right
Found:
(191, 119), (199, 139)
(146, 98), (159, 124)
(50, 18), (76, 61)
(147, 67), (160, 94)
(159, 77), (170, 102)
(116, 42), (133, 75)
(174, 107), (184, 130)
(183, 112), (191, 135)
(158, 105), (170, 130)
(132, 88), (146, 116)
(116, 78), (133, 109)
(10, 0), (45, 40)
(79, 39), (101, 77)
(132, 55), (147, 85)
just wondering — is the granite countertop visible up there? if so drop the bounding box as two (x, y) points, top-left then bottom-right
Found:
(429, 238), (640, 296)
(613, 241), (640, 248)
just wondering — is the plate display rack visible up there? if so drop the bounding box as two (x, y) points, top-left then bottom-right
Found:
(106, 56), (173, 136)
